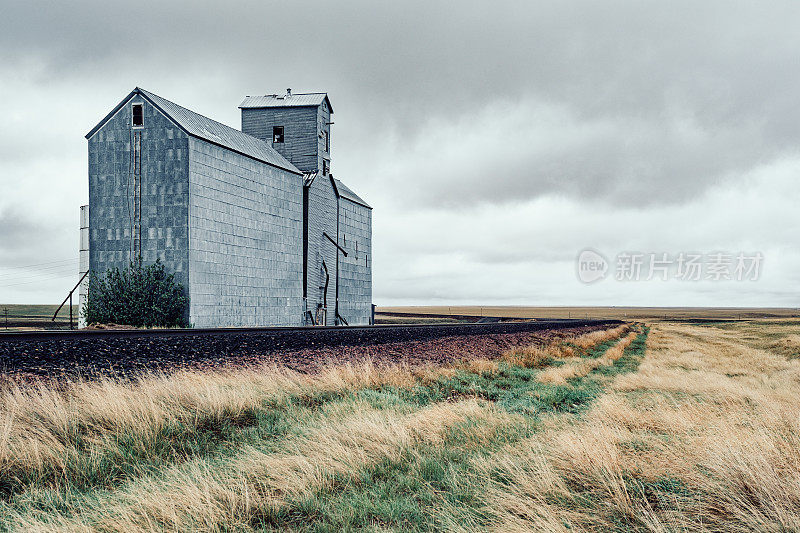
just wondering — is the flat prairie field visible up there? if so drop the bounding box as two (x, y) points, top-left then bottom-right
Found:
(377, 305), (800, 320)
(2, 319), (800, 531)
(0, 304), (79, 331)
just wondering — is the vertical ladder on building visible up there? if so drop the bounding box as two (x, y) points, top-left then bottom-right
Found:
(132, 131), (142, 258)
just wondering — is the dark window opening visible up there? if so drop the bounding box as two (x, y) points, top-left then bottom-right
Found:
(273, 126), (284, 143)
(132, 104), (143, 127)
(324, 130), (329, 152)
(323, 159), (329, 175)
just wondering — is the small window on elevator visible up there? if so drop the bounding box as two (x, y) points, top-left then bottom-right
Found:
(132, 104), (143, 127)
(273, 126), (284, 143)
(322, 159), (329, 175)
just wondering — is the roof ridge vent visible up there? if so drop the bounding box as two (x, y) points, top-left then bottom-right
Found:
(286, 88), (292, 97)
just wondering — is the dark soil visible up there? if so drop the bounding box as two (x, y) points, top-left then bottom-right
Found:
(214, 325), (603, 374)
(0, 321), (619, 382)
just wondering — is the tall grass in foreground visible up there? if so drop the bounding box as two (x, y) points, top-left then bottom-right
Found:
(0, 327), (626, 500)
(4, 321), (799, 531)
(479, 321), (800, 532)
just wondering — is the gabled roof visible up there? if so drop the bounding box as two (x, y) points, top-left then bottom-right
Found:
(86, 88), (302, 175)
(239, 93), (333, 113)
(334, 178), (371, 209)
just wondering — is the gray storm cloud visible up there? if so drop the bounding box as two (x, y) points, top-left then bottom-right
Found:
(3, 1), (800, 206)
(0, 209), (42, 251)
(0, 1), (798, 303)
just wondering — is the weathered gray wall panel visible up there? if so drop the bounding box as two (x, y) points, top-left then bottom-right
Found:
(337, 199), (372, 324)
(317, 101), (331, 174)
(88, 95), (190, 293)
(187, 138), (304, 327)
(305, 175), (339, 325)
(241, 107), (319, 172)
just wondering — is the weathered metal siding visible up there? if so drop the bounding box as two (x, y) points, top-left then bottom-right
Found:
(241, 107), (319, 172)
(337, 199), (372, 324)
(317, 101), (331, 174)
(187, 138), (304, 327)
(305, 175), (339, 325)
(87, 95), (190, 296)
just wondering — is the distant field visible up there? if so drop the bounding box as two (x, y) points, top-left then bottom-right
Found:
(378, 305), (800, 320)
(0, 304), (80, 331)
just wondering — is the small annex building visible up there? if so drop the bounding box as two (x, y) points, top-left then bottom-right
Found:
(81, 87), (372, 327)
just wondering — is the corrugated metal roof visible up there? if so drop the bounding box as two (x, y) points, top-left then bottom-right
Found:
(239, 93), (332, 112)
(138, 89), (301, 174)
(334, 178), (371, 209)
(86, 88), (301, 175)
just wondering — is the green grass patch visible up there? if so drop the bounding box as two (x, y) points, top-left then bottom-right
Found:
(585, 338), (620, 358)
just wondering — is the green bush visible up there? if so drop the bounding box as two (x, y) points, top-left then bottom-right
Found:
(83, 259), (188, 328)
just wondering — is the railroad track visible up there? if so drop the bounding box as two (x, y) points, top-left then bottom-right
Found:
(0, 319), (622, 379)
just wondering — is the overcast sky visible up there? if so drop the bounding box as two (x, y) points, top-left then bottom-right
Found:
(1, 1), (798, 307)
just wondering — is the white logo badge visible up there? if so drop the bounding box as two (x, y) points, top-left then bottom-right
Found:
(577, 249), (608, 283)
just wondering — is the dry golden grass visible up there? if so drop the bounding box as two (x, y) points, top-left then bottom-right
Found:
(0, 324), (631, 503)
(0, 323), (634, 532)
(535, 358), (595, 385)
(4, 322), (623, 494)
(3, 320), (798, 532)
(770, 334), (800, 359)
(479, 320), (800, 531)
(501, 325), (630, 374)
(572, 324), (630, 350)
(0, 359), (429, 487)
(9, 400), (507, 532)
(537, 328), (636, 385)
(596, 329), (638, 364)
(501, 345), (553, 369)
